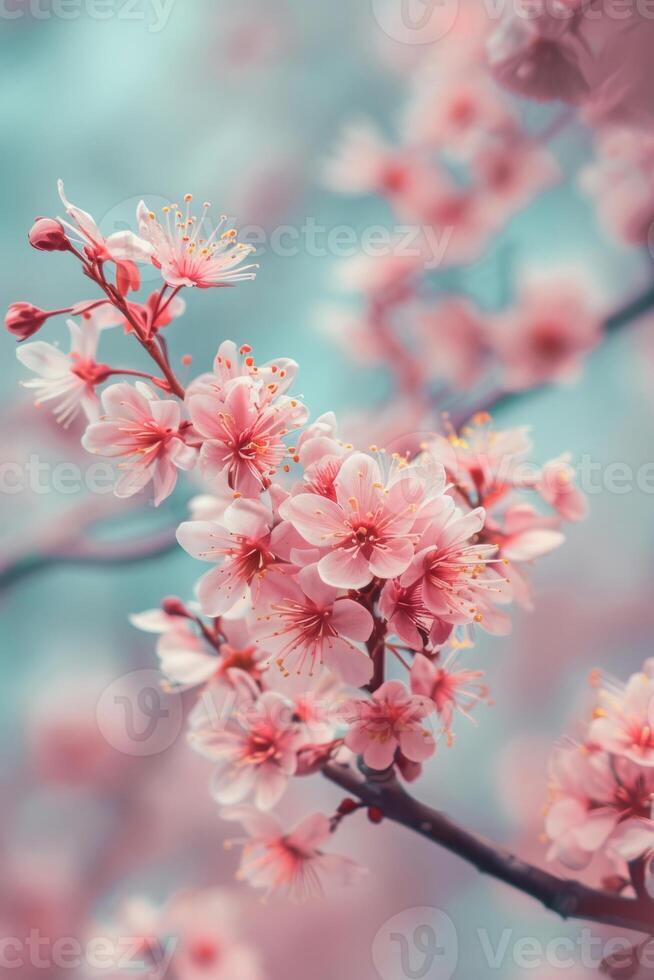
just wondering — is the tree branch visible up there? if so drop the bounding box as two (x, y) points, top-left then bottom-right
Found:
(322, 761), (654, 936)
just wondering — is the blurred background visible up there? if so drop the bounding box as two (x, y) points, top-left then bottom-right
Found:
(2, 1), (654, 977)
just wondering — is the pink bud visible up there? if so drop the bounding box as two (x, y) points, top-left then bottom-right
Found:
(161, 596), (189, 618)
(28, 217), (70, 252)
(5, 302), (49, 341)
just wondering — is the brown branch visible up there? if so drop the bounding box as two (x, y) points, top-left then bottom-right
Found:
(323, 761), (654, 936)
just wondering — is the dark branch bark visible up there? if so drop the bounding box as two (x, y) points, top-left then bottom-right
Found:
(323, 762), (654, 936)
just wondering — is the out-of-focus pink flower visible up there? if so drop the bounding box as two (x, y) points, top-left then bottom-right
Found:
(471, 131), (560, 219)
(222, 806), (366, 900)
(130, 606), (220, 691)
(580, 127), (654, 245)
(280, 452), (428, 590)
(417, 297), (489, 388)
(538, 455), (588, 521)
(486, 14), (589, 104)
(57, 180), (153, 265)
(82, 381), (196, 505)
(489, 278), (602, 390)
(546, 745), (654, 869)
(403, 64), (511, 155)
(137, 195), (258, 289)
(16, 316), (108, 426)
(164, 889), (265, 980)
(176, 497), (285, 616)
(490, 504), (565, 564)
(190, 679), (303, 810)
(343, 680), (436, 771)
(322, 120), (428, 198)
(251, 564), (374, 685)
(589, 667), (654, 766)
(410, 652), (489, 737)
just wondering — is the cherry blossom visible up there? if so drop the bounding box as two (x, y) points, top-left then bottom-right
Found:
(190, 678), (304, 810)
(489, 278), (602, 390)
(343, 680), (436, 771)
(222, 806), (366, 901)
(280, 452), (432, 590)
(176, 497), (286, 616)
(137, 194), (258, 289)
(589, 667), (654, 767)
(546, 745), (654, 870)
(82, 381), (196, 505)
(251, 564), (374, 685)
(16, 316), (108, 427)
(410, 652), (490, 737)
(58, 180), (153, 266)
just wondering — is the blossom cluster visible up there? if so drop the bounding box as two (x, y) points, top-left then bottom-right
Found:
(320, 11), (606, 403)
(8, 182), (587, 900)
(546, 661), (654, 897)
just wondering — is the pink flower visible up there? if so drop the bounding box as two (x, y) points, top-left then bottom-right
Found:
(537, 455), (588, 522)
(379, 578), (453, 651)
(417, 298), (489, 389)
(489, 504), (565, 564)
(176, 497), (286, 616)
(16, 316), (108, 427)
(580, 128), (654, 245)
(221, 806), (366, 900)
(400, 503), (505, 630)
(322, 119), (426, 198)
(486, 14), (589, 104)
(137, 195), (258, 289)
(546, 745), (654, 869)
(403, 65), (510, 155)
(251, 564), (374, 685)
(280, 452), (428, 589)
(343, 680), (436, 771)
(164, 890), (265, 980)
(489, 278), (602, 390)
(190, 681), (304, 810)
(57, 180), (153, 265)
(188, 375), (308, 497)
(82, 381), (196, 506)
(589, 668), (654, 767)
(471, 131), (559, 218)
(410, 652), (489, 737)
(130, 606), (220, 691)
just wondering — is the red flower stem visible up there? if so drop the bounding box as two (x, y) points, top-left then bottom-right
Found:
(322, 762), (654, 936)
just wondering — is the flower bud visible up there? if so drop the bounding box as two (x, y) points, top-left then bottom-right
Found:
(5, 302), (49, 341)
(161, 596), (189, 618)
(28, 217), (70, 252)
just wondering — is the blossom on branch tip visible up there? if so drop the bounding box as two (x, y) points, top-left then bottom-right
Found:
(137, 195), (258, 289)
(57, 180), (153, 266)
